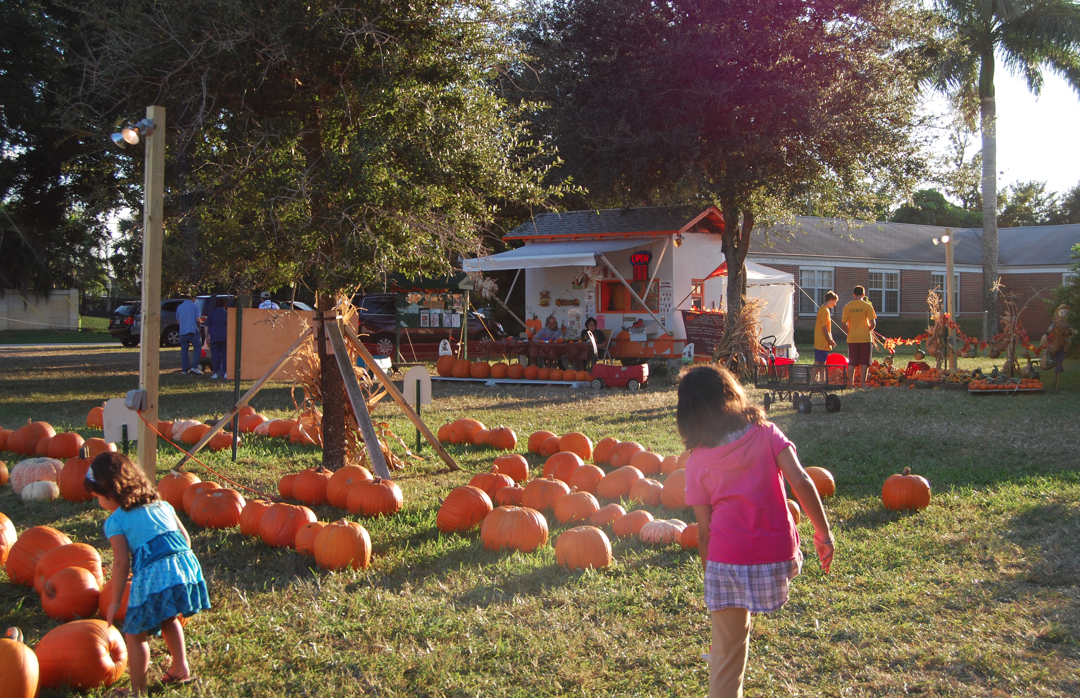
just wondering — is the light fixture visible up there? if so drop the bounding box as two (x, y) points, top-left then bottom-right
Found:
(673, 233), (684, 248)
(932, 234), (951, 246)
(109, 118), (155, 147)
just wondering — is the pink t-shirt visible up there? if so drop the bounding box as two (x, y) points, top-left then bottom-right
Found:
(684, 422), (799, 565)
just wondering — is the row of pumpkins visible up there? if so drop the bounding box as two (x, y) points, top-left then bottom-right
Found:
(436, 355), (593, 383)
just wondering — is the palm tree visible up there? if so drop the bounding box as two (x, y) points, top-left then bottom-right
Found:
(918, 0), (1080, 336)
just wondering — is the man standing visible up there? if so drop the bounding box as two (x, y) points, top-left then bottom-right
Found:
(258, 292), (280, 309)
(842, 286), (876, 389)
(813, 291), (838, 380)
(175, 292), (202, 375)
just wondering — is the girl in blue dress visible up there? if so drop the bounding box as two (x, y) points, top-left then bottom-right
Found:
(85, 452), (211, 695)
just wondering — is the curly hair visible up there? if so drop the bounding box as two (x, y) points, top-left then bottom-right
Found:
(676, 365), (765, 449)
(84, 452), (159, 511)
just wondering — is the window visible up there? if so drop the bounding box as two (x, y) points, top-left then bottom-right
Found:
(799, 268), (834, 314)
(868, 271), (900, 314)
(599, 280), (659, 313)
(930, 272), (959, 313)
(690, 279), (704, 311)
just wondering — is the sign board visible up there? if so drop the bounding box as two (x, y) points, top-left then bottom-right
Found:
(227, 308), (314, 381)
(103, 397), (141, 443)
(680, 310), (725, 357)
(402, 366), (432, 405)
(396, 292), (464, 330)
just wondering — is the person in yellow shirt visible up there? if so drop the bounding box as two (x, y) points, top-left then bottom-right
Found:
(841, 286), (877, 389)
(813, 291), (838, 380)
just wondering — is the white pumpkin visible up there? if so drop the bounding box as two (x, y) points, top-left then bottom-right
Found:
(171, 419), (202, 441)
(22, 480), (60, 502)
(638, 518), (688, 546)
(10, 457), (64, 495)
(254, 420), (272, 437)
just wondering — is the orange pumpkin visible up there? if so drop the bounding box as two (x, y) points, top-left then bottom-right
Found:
(592, 437), (619, 465)
(189, 489), (246, 529)
(0, 460), (6, 488)
(629, 450), (663, 476)
(588, 503), (626, 527)
(454, 419), (488, 445)
(157, 470), (201, 510)
(206, 431), (239, 451)
(48, 432), (85, 460)
(612, 509), (654, 537)
(34, 543), (103, 594)
(0, 428), (11, 453)
(180, 423), (212, 445)
(34, 619), (127, 691)
(34, 435), (54, 457)
(549, 368), (564, 381)
(238, 414), (268, 433)
(0, 512), (16, 568)
(5, 526), (72, 587)
(278, 472), (298, 499)
(437, 422), (454, 442)
(881, 467), (931, 511)
(553, 490), (600, 524)
(492, 454), (529, 483)
(559, 432), (593, 461)
(627, 478), (663, 507)
(520, 476), (570, 512)
(437, 486), (493, 533)
(596, 465), (644, 500)
(565, 463), (604, 495)
(313, 519), (371, 571)
(528, 430), (558, 453)
(11, 420), (55, 455)
(470, 361), (492, 379)
(484, 426), (518, 451)
(181, 481), (220, 515)
(575, 371), (591, 381)
(326, 465), (374, 509)
(523, 365), (539, 380)
(98, 576), (131, 622)
(480, 505), (549, 553)
(59, 450), (95, 502)
(239, 499), (274, 537)
(452, 359), (472, 378)
(537, 368), (551, 380)
(787, 499), (801, 525)
(610, 442), (646, 467)
(258, 503), (317, 548)
(805, 467), (836, 499)
(660, 469), (687, 509)
(680, 522), (699, 550)
(436, 355), (457, 377)
(0, 627), (38, 698)
(539, 435), (562, 458)
(293, 467), (333, 506)
(267, 419), (297, 438)
(294, 521), (328, 556)
(41, 566), (100, 621)
(555, 526), (612, 570)
(468, 471), (516, 500)
(543, 452), (583, 483)
(490, 362), (509, 379)
(660, 455), (681, 476)
(346, 478), (403, 517)
(493, 485), (524, 506)
(82, 438), (116, 459)
(507, 363), (525, 379)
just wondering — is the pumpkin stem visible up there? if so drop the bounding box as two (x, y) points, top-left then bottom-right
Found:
(4, 627), (23, 643)
(902, 467), (911, 476)
(79, 445), (89, 459)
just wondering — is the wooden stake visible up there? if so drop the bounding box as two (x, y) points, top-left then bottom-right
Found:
(174, 326), (313, 469)
(340, 316), (460, 471)
(325, 320), (392, 479)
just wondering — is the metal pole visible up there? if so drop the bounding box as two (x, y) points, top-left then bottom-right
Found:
(137, 106), (165, 482)
(231, 295), (244, 461)
(415, 381), (422, 453)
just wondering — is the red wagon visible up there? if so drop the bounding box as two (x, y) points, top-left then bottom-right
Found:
(590, 363), (649, 390)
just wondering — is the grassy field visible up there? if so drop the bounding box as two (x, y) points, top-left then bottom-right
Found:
(0, 316), (113, 344)
(1, 347), (1078, 697)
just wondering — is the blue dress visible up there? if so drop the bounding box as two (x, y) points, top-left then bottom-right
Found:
(104, 500), (211, 634)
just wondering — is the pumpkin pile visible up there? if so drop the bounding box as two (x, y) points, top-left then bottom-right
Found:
(861, 360), (904, 388)
(435, 356), (593, 383)
(969, 377), (1043, 391)
(437, 419), (518, 451)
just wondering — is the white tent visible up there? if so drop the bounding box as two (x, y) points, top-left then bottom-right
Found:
(707, 261), (797, 356)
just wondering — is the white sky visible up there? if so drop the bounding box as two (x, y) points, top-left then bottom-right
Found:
(922, 65), (1080, 196)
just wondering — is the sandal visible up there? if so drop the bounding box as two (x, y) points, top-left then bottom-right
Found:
(158, 671), (196, 686)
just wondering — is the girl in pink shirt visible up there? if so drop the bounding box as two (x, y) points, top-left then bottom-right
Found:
(679, 365), (834, 698)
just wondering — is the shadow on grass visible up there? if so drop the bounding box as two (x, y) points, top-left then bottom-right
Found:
(1000, 500), (1080, 588)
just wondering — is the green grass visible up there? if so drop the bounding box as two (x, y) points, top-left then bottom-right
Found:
(2, 348), (1079, 696)
(0, 316), (114, 344)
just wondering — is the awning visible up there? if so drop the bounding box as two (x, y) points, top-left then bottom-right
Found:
(703, 260), (794, 285)
(461, 239), (659, 272)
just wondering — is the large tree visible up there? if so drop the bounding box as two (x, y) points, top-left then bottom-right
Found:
(513, 0), (922, 324)
(70, 0), (560, 468)
(914, 0), (1080, 334)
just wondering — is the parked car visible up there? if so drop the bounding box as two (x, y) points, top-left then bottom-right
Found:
(354, 293), (507, 356)
(131, 295), (237, 347)
(108, 303), (141, 347)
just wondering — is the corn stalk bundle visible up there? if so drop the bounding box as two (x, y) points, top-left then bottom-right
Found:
(290, 300), (416, 471)
(923, 291), (949, 369)
(711, 297), (765, 380)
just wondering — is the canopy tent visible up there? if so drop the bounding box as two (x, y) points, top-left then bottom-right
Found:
(461, 239), (655, 271)
(704, 260), (797, 354)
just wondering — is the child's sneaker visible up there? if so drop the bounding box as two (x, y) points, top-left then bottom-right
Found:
(190, 368), (204, 375)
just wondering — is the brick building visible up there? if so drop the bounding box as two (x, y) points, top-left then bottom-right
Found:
(747, 218), (1080, 340)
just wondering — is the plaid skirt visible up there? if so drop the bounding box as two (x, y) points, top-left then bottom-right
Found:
(704, 549), (803, 614)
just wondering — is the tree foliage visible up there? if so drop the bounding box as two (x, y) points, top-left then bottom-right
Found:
(890, 189), (982, 227)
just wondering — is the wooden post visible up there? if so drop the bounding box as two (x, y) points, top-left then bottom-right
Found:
(137, 105), (165, 482)
(231, 295), (245, 461)
(341, 318), (459, 471)
(945, 230), (957, 374)
(325, 320), (393, 479)
(174, 326), (313, 469)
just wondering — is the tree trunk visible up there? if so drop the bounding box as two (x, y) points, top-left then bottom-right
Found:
(316, 292), (348, 471)
(720, 206), (754, 341)
(979, 54), (1000, 338)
